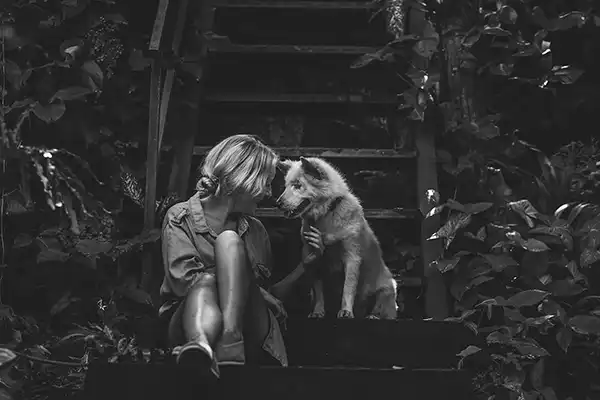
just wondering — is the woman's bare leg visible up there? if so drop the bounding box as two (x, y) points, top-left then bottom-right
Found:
(214, 230), (270, 362)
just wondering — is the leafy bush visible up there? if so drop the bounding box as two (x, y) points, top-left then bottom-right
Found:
(427, 155), (600, 399)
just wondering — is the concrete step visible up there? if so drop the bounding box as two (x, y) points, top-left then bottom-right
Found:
(284, 318), (480, 369)
(84, 364), (474, 400)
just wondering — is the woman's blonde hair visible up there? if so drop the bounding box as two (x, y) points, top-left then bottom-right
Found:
(197, 134), (278, 199)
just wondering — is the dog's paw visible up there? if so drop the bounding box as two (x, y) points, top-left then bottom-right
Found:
(366, 314), (380, 320)
(337, 309), (354, 319)
(308, 310), (325, 319)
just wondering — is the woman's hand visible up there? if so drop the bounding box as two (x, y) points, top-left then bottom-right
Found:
(261, 288), (288, 328)
(303, 226), (325, 266)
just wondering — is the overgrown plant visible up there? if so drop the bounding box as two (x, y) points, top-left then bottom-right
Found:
(425, 156), (600, 399)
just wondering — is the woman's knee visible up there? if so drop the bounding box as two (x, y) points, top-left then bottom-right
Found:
(215, 230), (245, 254)
(188, 273), (217, 297)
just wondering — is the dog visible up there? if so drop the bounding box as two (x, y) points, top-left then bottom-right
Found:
(276, 156), (398, 320)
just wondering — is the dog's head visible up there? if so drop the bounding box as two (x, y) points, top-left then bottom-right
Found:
(275, 157), (328, 219)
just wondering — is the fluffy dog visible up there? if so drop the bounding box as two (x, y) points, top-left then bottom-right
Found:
(276, 156), (398, 320)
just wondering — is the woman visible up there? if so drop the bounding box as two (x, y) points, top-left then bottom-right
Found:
(159, 134), (324, 378)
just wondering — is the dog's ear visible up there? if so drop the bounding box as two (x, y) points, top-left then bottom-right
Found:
(277, 159), (293, 174)
(300, 157), (323, 180)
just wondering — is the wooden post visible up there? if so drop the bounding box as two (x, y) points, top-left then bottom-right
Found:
(168, 0), (216, 198)
(141, 0), (191, 294)
(409, 6), (449, 320)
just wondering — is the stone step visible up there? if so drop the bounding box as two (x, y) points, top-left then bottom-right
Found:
(284, 318), (480, 369)
(84, 364), (474, 400)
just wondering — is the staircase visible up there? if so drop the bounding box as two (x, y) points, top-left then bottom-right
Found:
(83, 318), (478, 400)
(88, 0), (476, 399)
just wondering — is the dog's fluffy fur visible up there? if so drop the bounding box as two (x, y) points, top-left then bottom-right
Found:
(276, 157), (398, 320)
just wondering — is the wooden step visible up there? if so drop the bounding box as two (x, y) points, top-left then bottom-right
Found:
(284, 318), (481, 369)
(255, 207), (418, 219)
(84, 363), (474, 400)
(208, 42), (380, 54)
(193, 146), (416, 159)
(213, 0), (380, 9)
(203, 92), (399, 104)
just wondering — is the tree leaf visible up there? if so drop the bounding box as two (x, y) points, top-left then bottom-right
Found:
(33, 102), (66, 123)
(551, 65), (584, 85)
(428, 212), (472, 248)
(564, 261), (586, 284)
(548, 279), (586, 297)
(520, 239), (550, 252)
(75, 239), (113, 256)
(568, 315), (600, 335)
(511, 339), (550, 357)
(539, 387), (558, 400)
(462, 202), (493, 214)
(52, 86), (92, 101)
(433, 257), (460, 273)
(538, 299), (566, 322)
(487, 331), (512, 344)
(483, 26), (511, 36)
(508, 200), (541, 227)
(505, 290), (550, 308)
(580, 248), (600, 267)
(82, 60), (104, 87)
(482, 254), (519, 272)
(12, 233), (33, 248)
(555, 327), (572, 352)
(530, 358), (545, 390)
(0, 349), (16, 369)
(456, 345), (481, 358)
(499, 5), (518, 24)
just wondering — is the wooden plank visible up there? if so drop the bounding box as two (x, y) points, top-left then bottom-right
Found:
(408, 7), (448, 320)
(85, 363), (474, 400)
(203, 92), (399, 104)
(255, 207), (418, 219)
(208, 42), (379, 54)
(149, 0), (172, 51)
(192, 146), (416, 158)
(213, 0), (380, 9)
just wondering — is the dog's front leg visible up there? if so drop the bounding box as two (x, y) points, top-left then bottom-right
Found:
(338, 244), (361, 319)
(308, 279), (326, 318)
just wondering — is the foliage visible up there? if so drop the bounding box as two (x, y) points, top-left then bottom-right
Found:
(425, 150), (600, 399)
(0, 0), (197, 398)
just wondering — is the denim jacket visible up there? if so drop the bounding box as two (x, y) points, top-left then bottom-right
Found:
(159, 192), (288, 366)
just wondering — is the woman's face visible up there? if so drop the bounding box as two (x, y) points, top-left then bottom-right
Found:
(234, 167), (275, 215)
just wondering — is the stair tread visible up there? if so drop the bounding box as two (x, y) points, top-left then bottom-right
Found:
(213, 0), (380, 9)
(208, 42), (380, 54)
(84, 363), (474, 400)
(283, 318), (481, 369)
(203, 92), (399, 104)
(192, 146), (417, 158)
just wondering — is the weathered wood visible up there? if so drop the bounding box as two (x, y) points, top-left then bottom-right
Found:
(204, 92), (398, 104)
(284, 318), (479, 368)
(149, 0), (171, 51)
(213, 0), (379, 9)
(408, 7), (448, 320)
(84, 363), (474, 400)
(192, 146), (416, 158)
(255, 207), (418, 219)
(208, 43), (380, 54)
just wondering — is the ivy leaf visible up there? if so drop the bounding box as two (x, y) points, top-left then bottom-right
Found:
(52, 86), (92, 101)
(482, 254), (519, 272)
(555, 327), (572, 352)
(548, 279), (586, 297)
(456, 345), (481, 358)
(505, 290), (550, 308)
(75, 239), (113, 256)
(33, 102), (66, 123)
(564, 261), (586, 284)
(530, 358), (545, 390)
(487, 331), (511, 344)
(538, 299), (566, 322)
(483, 26), (511, 36)
(539, 387), (558, 400)
(0, 349), (17, 369)
(568, 315), (600, 335)
(462, 202), (493, 214)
